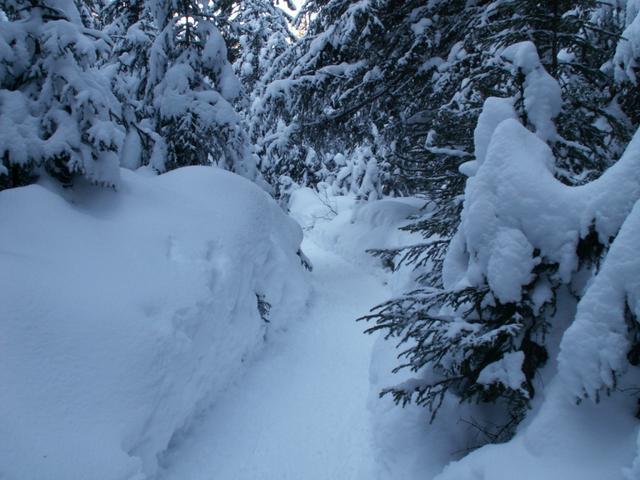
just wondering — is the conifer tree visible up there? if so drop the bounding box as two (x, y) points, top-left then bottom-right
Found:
(145, 0), (257, 177)
(362, 0), (633, 445)
(0, 0), (123, 190)
(228, 0), (294, 98)
(102, 0), (164, 170)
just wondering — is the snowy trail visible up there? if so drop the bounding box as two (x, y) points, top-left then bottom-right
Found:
(157, 237), (389, 480)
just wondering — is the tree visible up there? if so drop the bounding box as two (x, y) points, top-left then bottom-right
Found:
(228, 0), (294, 98)
(145, 0), (257, 177)
(0, 0), (123, 190)
(252, 0), (419, 198)
(102, 0), (165, 170)
(362, 0), (634, 446)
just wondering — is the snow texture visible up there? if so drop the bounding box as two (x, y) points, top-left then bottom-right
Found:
(500, 41), (562, 142)
(477, 351), (527, 393)
(158, 238), (387, 480)
(615, 0), (640, 83)
(445, 115), (640, 301)
(559, 198), (640, 399)
(0, 167), (309, 480)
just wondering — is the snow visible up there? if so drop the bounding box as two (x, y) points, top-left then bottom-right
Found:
(559, 197), (640, 399)
(434, 377), (639, 480)
(414, 93), (640, 480)
(0, 90), (42, 167)
(486, 228), (538, 303)
(288, 187), (424, 272)
(446, 116), (640, 295)
(202, 25), (241, 101)
(556, 195), (640, 477)
(122, 188), (436, 480)
(158, 239), (387, 480)
(4, 134), (639, 480)
(0, 167), (309, 480)
(120, 129), (143, 170)
(500, 41), (562, 142)
(615, 0), (640, 83)
(477, 351), (527, 393)
(472, 96), (517, 167)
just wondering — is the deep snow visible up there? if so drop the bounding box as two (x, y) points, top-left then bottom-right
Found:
(158, 238), (388, 480)
(0, 167), (309, 480)
(156, 189), (437, 480)
(4, 166), (638, 480)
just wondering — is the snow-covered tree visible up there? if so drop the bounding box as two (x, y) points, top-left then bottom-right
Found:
(0, 0), (123, 190)
(253, 0), (423, 198)
(228, 0), (294, 98)
(613, 0), (640, 126)
(145, 0), (257, 177)
(363, 34), (637, 445)
(369, 0), (631, 321)
(102, 0), (164, 170)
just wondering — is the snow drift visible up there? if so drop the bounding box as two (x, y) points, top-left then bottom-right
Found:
(0, 167), (310, 480)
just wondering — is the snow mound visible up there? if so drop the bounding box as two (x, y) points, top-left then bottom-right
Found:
(288, 187), (424, 270)
(0, 167), (309, 480)
(434, 377), (638, 480)
(445, 117), (640, 299)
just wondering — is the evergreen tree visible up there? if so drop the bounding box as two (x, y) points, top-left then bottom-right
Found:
(362, 0), (633, 446)
(252, 0), (419, 198)
(0, 0), (123, 190)
(102, 0), (164, 170)
(613, 0), (640, 125)
(145, 0), (257, 177)
(228, 0), (294, 98)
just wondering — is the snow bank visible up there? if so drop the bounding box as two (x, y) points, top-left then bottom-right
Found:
(0, 167), (309, 480)
(288, 187), (424, 274)
(434, 376), (639, 480)
(288, 187), (453, 480)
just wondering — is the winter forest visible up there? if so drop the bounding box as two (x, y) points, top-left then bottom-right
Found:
(3, 0), (640, 478)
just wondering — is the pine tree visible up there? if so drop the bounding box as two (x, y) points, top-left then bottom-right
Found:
(613, 0), (640, 126)
(362, 0), (633, 446)
(378, 0), (630, 293)
(102, 0), (164, 170)
(0, 0), (123, 190)
(228, 0), (294, 97)
(252, 0), (449, 199)
(145, 0), (257, 177)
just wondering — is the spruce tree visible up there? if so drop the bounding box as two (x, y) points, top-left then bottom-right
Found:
(0, 0), (123, 190)
(362, 0), (633, 446)
(145, 0), (257, 177)
(253, 0), (438, 198)
(102, 0), (164, 170)
(228, 0), (294, 97)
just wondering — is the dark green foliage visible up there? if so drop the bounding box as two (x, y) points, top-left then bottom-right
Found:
(0, 161), (37, 190)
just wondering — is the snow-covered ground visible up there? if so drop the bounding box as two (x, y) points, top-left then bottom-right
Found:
(158, 238), (387, 480)
(0, 167), (310, 480)
(6, 168), (636, 480)
(155, 189), (439, 480)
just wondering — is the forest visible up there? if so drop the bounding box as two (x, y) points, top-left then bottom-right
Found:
(2, 1), (640, 479)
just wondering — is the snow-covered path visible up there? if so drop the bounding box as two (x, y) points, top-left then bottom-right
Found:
(157, 237), (389, 480)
